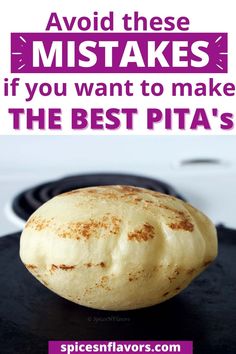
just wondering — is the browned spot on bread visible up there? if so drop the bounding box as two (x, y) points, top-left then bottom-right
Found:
(128, 272), (138, 282)
(145, 199), (154, 204)
(81, 186), (154, 203)
(128, 267), (157, 282)
(84, 262), (106, 268)
(175, 287), (181, 291)
(168, 267), (181, 282)
(95, 276), (111, 291)
(76, 187), (121, 200)
(51, 264), (58, 271)
(25, 216), (53, 231)
(51, 264), (75, 271)
(86, 189), (97, 193)
(175, 268), (180, 276)
(148, 191), (176, 200)
(100, 191), (120, 200)
(128, 270), (143, 282)
(160, 204), (194, 232)
(159, 204), (183, 214)
(129, 198), (156, 207)
(25, 264), (37, 270)
(203, 260), (212, 267)
(141, 200), (157, 210)
(60, 264), (75, 270)
(119, 186), (141, 194)
(134, 198), (142, 203)
(84, 288), (92, 296)
(163, 292), (169, 297)
(133, 198), (142, 203)
(85, 262), (92, 268)
(57, 214), (121, 240)
(58, 220), (99, 239)
(110, 216), (121, 235)
(169, 220), (194, 232)
(128, 223), (155, 242)
(187, 268), (195, 275)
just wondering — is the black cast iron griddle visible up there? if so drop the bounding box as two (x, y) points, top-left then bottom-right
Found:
(0, 227), (235, 354)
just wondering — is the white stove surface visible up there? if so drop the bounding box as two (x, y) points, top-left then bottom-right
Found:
(0, 136), (235, 236)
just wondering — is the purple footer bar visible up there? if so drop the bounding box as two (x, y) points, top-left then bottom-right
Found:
(48, 341), (193, 354)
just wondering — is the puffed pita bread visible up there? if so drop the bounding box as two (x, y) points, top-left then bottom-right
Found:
(20, 185), (217, 310)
